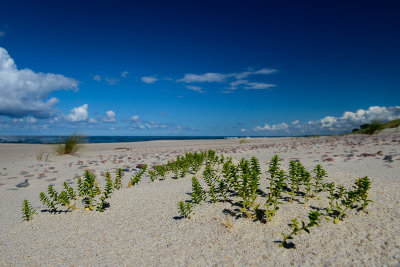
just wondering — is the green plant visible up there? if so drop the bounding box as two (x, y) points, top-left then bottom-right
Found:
(313, 164), (326, 196)
(191, 176), (206, 204)
(39, 190), (57, 211)
(326, 182), (336, 212)
(148, 170), (157, 182)
(203, 164), (218, 202)
(288, 160), (300, 202)
(114, 169), (124, 189)
(154, 165), (167, 180)
(97, 175), (114, 212)
(355, 176), (372, 211)
(264, 169), (286, 221)
(39, 184), (76, 211)
(56, 134), (84, 155)
(63, 182), (77, 200)
(301, 168), (312, 201)
(78, 170), (101, 210)
(280, 211), (321, 248)
(128, 165), (147, 187)
(178, 201), (193, 219)
(21, 200), (36, 221)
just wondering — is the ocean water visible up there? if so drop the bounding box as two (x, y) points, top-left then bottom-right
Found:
(0, 135), (239, 144)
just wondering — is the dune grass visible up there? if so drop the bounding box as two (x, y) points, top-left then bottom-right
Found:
(56, 134), (84, 155)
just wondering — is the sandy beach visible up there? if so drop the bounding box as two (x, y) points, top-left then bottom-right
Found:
(0, 133), (399, 266)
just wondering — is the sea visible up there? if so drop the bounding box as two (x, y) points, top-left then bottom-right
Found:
(0, 135), (243, 144)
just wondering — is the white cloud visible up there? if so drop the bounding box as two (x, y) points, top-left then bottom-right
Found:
(243, 82), (276, 90)
(178, 73), (227, 83)
(66, 104), (88, 122)
(234, 68), (277, 79)
(103, 110), (116, 123)
(185, 85), (205, 93)
(121, 71), (129, 78)
(129, 115), (167, 130)
(320, 116), (337, 128)
(93, 75), (102, 81)
(141, 76), (158, 84)
(255, 122), (289, 131)
(227, 80), (248, 90)
(0, 47), (78, 118)
(241, 128), (246, 132)
(89, 118), (98, 123)
(178, 68), (277, 83)
(253, 106), (400, 135)
(129, 115), (140, 123)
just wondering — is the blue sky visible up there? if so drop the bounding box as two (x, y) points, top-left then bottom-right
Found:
(0, 0), (399, 136)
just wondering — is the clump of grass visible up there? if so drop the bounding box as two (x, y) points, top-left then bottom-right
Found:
(36, 151), (50, 161)
(56, 134), (84, 155)
(21, 200), (36, 221)
(239, 138), (249, 144)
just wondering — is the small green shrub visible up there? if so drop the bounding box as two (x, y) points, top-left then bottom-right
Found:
(114, 169), (124, 189)
(191, 177), (206, 204)
(178, 201), (193, 219)
(128, 165), (147, 187)
(21, 200), (36, 221)
(280, 211), (321, 248)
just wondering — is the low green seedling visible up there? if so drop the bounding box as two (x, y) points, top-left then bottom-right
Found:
(114, 168), (124, 189)
(191, 176), (206, 204)
(280, 211), (321, 248)
(128, 165), (147, 188)
(178, 201), (193, 219)
(21, 200), (36, 221)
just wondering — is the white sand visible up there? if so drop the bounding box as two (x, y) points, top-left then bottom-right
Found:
(0, 134), (399, 266)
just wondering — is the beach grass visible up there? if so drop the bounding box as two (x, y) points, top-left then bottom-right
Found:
(56, 134), (84, 155)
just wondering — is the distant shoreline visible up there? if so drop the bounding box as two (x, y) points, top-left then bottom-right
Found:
(0, 135), (306, 144)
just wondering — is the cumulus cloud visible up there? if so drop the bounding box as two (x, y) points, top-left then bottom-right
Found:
(103, 110), (116, 122)
(121, 71), (129, 78)
(255, 122), (289, 131)
(66, 104), (88, 122)
(141, 76), (158, 84)
(129, 115), (141, 123)
(254, 106), (400, 135)
(0, 47), (79, 118)
(185, 85), (205, 93)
